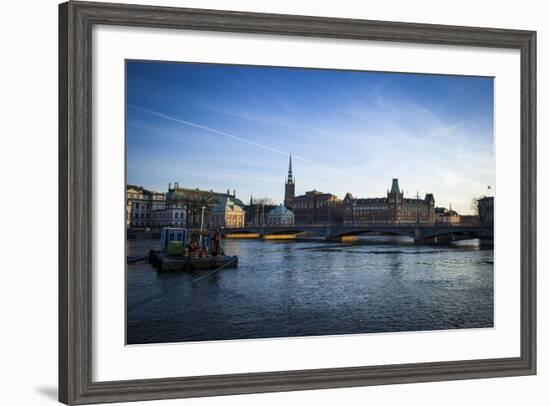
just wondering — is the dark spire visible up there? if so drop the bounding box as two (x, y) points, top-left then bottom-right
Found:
(287, 153), (294, 184)
(289, 153), (292, 173)
(284, 153), (296, 209)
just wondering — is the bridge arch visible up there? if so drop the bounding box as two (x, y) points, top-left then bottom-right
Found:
(419, 228), (493, 241)
(222, 228), (258, 235)
(221, 224), (493, 243)
(328, 228), (415, 239)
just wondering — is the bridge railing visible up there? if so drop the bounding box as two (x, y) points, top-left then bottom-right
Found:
(235, 220), (489, 229)
(342, 221), (486, 228)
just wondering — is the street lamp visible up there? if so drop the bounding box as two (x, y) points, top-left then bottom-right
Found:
(200, 205), (205, 231)
(199, 204), (206, 248)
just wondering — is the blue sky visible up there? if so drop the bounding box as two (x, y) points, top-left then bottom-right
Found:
(126, 61), (494, 214)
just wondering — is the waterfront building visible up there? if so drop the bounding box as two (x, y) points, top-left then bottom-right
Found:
(435, 206), (480, 226)
(267, 205), (295, 225)
(151, 208), (169, 228)
(150, 193), (169, 228)
(343, 179), (435, 225)
(292, 190), (343, 224)
(478, 196), (494, 224)
(126, 185), (165, 228)
(284, 154), (295, 209)
(163, 201), (187, 228)
(165, 182), (244, 228)
(280, 155), (343, 224)
(434, 206), (460, 225)
(209, 197), (245, 228)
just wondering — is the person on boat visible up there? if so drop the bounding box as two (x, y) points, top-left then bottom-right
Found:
(212, 230), (221, 257)
(189, 232), (200, 257)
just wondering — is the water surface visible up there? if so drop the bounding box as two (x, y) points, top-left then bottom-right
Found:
(126, 237), (493, 344)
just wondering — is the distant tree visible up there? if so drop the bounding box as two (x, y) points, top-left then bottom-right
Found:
(252, 197), (276, 206)
(470, 196), (484, 216)
(182, 190), (215, 228)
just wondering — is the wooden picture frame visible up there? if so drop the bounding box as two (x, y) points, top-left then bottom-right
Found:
(59, 1), (536, 404)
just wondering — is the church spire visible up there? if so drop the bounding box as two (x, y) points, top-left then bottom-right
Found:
(287, 153), (294, 184)
(289, 153), (292, 173)
(284, 153), (295, 209)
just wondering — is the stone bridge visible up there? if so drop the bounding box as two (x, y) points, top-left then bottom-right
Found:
(221, 222), (493, 243)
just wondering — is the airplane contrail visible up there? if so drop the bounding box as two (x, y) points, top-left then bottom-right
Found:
(128, 104), (316, 164)
(127, 104), (371, 188)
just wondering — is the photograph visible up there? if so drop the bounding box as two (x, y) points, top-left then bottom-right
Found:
(125, 60), (495, 345)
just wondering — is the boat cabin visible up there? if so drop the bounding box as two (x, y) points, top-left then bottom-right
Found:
(160, 227), (188, 250)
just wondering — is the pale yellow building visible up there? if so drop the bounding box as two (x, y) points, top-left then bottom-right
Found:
(209, 197), (245, 228)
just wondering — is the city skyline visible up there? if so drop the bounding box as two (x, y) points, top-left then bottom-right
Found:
(127, 61), (495, 214)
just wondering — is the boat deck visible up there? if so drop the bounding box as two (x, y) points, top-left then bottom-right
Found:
(148, 250), (238, 272)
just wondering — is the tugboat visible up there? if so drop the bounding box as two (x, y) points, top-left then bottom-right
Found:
(149, 227), (238, 272)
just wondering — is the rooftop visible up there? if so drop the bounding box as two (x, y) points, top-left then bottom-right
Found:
(268, 205), (294, 217)
(211, 197), (244, 213)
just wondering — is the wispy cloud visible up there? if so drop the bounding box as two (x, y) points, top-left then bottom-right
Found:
(127, 120), (207, 150)
(127, 104), (379, 193)
(128, 104), (315, 164)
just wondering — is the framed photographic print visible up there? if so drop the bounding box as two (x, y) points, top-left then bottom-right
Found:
(59, 1), (536, 404)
